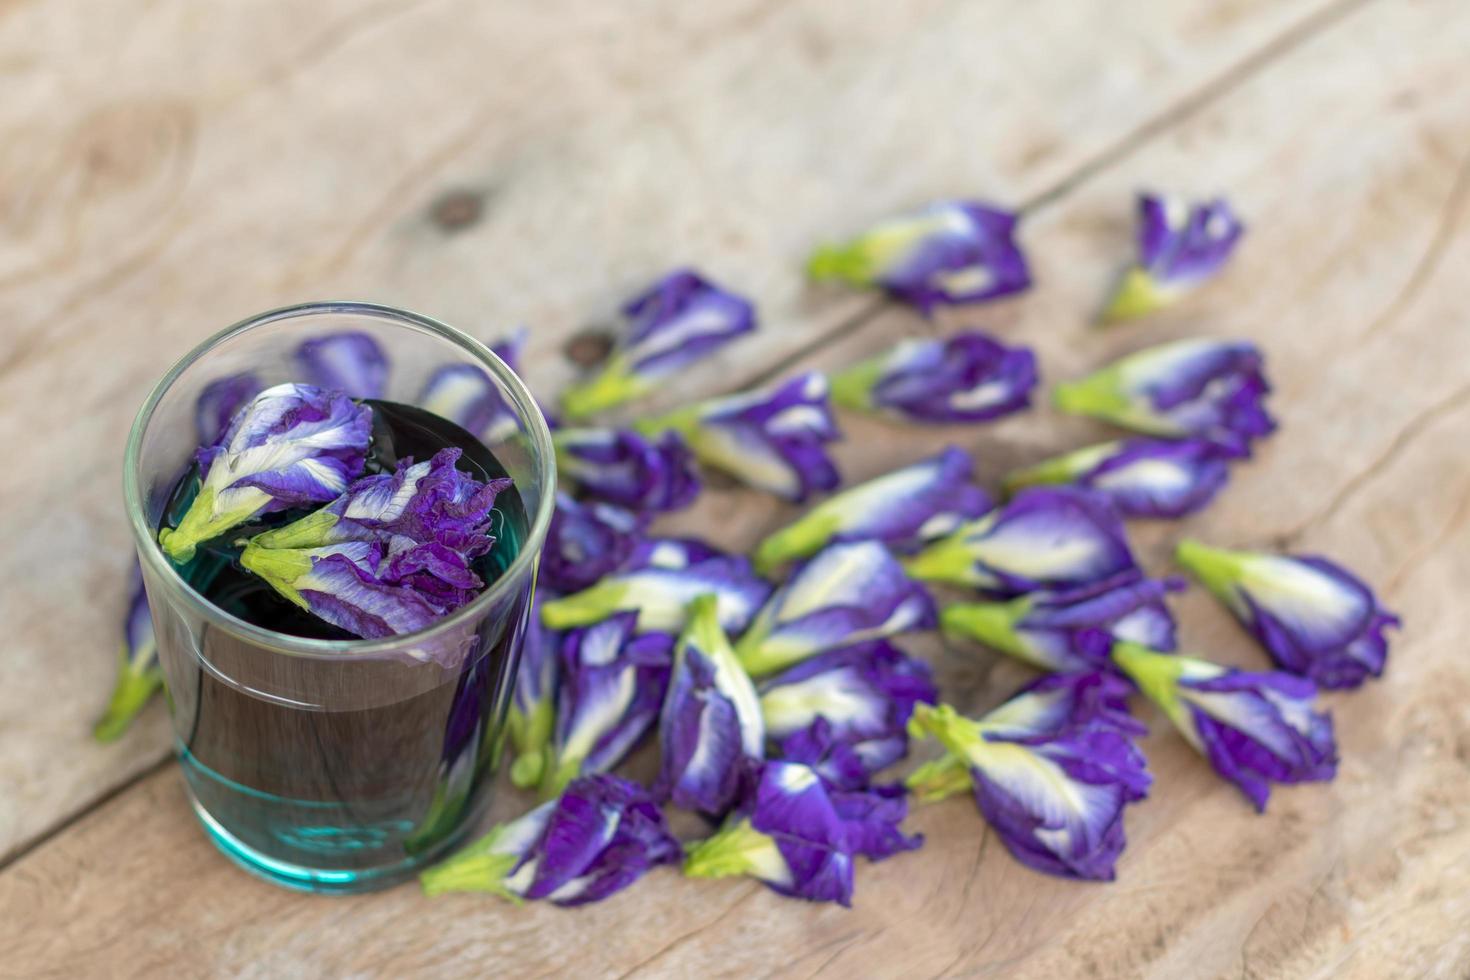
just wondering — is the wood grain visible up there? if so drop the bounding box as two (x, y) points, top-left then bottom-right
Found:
(7, 0), (1470, 977)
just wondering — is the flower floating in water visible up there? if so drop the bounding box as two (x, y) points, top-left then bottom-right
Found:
(560, 269), (756, 420)
(737, 541), (937, 677)
(541, 552), (772, 637)
(828, 332), (1037, 425)
(906, 672), (1151, 880)
(655, 594), (765, 817)
(1112, 642), (1336, 810)
(638, 372), (841, 502)
(294, 331), (390, 400)
(807, 201), (1031, 313)
(904, 487), (1137, 595)
(421, 774), (682, 905)
(941, 573), (1183, 673)
(1176, 539), (1400, 690)
(1004, 438), (1231, 520)
(93, 567), (163, 742)
(159, 384), (373, 563)
(538, 494), (647, 594)
(1053, 339), (1275, 458)
(1102, 193), (1245, 322)
(553, 427), (701, 514)
(753, 447), (991, 575)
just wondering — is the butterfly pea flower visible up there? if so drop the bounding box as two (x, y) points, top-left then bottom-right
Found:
(807, 201), (1032, 313)
(418, 328), (530, 443)
(941, 573), (1184, 673)
(541, 554), (772, 637)
(1103, 193), (1245, 322)
(684, 760), (920, 905)
(194, 373), (263, 450)
(655, 594), (765, 816)
(776, 718), (873, 790)
(540, 612), (675, 795)
(508, 594), (563, 790)
(637, 372), (841, 503)
(904, 487), (1137, 596)
(421, 774), (682, 904)
(159, 384), (373, 563)
(760, 641), (937, 779)
(829, 332), (1038, 425)
(405, 651), (499, 853)
(294, 331), (390, 399)
(627, 536), (724, 571)
(736, 541), (937, 678)
(93, 567), (163, 742)
(553, 427), (701, 514)
(1053, 339), (1275, 458)
(753, 447), (992, 575)
(1005, 438), (1231, 520)
(560, 269), (756, 420)
(539, 494), (647, 594)
(906, 673), (1151, 881)
(1176, 539), (1400, 690)
(1112, 642), (1336, 810)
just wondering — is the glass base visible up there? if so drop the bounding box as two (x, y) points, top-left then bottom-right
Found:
(189, 793), (464, 895)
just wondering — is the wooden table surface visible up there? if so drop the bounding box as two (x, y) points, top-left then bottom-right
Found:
(3, 1), (1470, 976)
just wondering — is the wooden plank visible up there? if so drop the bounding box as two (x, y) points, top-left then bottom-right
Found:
(4, 0), (1470, 971)
(0, 0), (1351, 861)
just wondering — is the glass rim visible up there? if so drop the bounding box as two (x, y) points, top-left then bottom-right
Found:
(123, 300), (557, 660)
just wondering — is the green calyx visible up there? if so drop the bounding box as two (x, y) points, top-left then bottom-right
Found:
(806, 243), (875, 286)
(539, 582), (629, 631)
(905, 754), (974, 804)
(248, 510), (341, 551)
(902, 531), (980, 588)
(1174, 538), (1247, 604)
(539, 753), (585, 800)
(940, 600), (1029, 661)
(683, 818), (777, 880)
(752, 511), (841, 577)
(1110, 641), (1184, 715)
(1052, 367), (1134, 423)
(507, 699), (557, 790)
(237, 545), (313, 609)
(1002, 442), (1121, 496)
(157, 486), (222, 563)
(1100, 267), (1174, 323)
(826, 359), (884, 413)
(92, 649), (164, 743)
(558, 356), (648, 421)
(419, 846), (523, 900)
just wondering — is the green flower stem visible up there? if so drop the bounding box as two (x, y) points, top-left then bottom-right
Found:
(902, 534), (978, 587)
(826, 359), (884, 413)
(1002, 442), (1119, 496)
(420, 848), (522, 900)
(507, 699), (556, 790)
(683, 819), (777, 880)
(92, 652), (164, 743)
(249, 510), (340, 550)
(539, 583), (629, 631)
(1051, 369), (1132, 420)
(559, 356), (647, 421)
(1110, 641), (1183, 715)
(940, 600), (1029, 661)
(1101, 267), (1172, 322)
(237, 545), (312, 609)
(752, 513), (841, 577)
(805, 245), (871, 285)
(1174, 538), (1245, 602)
(904, 755), (974, 804)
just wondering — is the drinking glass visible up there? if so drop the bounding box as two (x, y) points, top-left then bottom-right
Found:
(124, 302), (555, 893)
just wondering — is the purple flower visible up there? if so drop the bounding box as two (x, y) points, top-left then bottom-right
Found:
(1113, 643), (1336, 811)
(736, 541), (937, 677)
(626, 537), (725, 571)
(904, 487), (1138, 596)
(1005, 438), (1231, 520)
(294, 331), (389, 400)
(830, 332), (1038, 425)
(541, 553), (772, 637)
(754, 447), (992, 574)
(808, 201), (1032, 313)
(159, 384), (373, 562)
(1103, 193), (1245, 321)
(93, 566), (163, 742)
(420, 774), (682, 905)
(1053, 339), (1275, 458)
(941, 573), (1184, 672)
(907, 673), (1151, 881)
(639, 372), (840, 502)
(1177, 540), (1401, 690)
(508, 593), (562, 790)
(553, 427), (701, 514)
(655, 594), (764, 817)
(776, 718), (875, 791)
(760, 641), (937, 781)
(542, 612), (674, 795)
(561, 269), (756, 419)
(684, 760), (919, 905)
(194, 373), (263, 449)
(539, 494), (647, 594)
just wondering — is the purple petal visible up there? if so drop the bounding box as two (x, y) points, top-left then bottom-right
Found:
(1137, 192), (1245, 289)
(867, 332), (1038, 424)
(194, 373), (263, 451)
(296, 552), (445, 639)
(418, 364), (520, 443)
(555, 427), (702, 514)
(540, 494), (647, 594)
(620, 268), (756, 378)
(1076, 438), (1231, 519)
(294, 332), (389, 400)
(830, 784), (923, 861)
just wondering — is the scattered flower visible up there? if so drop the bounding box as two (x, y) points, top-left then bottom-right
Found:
(93, 566), (162, 742)
(903, 487), (1137, 595)
(508, 594), (563, 790)
(294, 331), (390, 400)
(656, 594), (765, 816)
(637, 372), (841, 502)
(1102, 193), (1244, 322)
(807, 201), (1031, 313)
(737, 541), (937, 677)
(421, 774), (682, 904)
(159, 384), (372, 563)
(1052, 339), (1275, 458)
(753, 447), (992, 575)
(940, 573), (1183, 672)
(418, 328), (530, 444)
(1112, 642), (1336, 811)
(906, 673), (1151, 880)
(626, 537), (725, 571)
(1176, 539), (1400, 690)
(560, 269), (755, 419)
(541, 554), (772, 637)
(539, 494), (647, 594)
(828, 332), (1037, 424)
(553, 427), (701, 514)
(541, 611), (674, 795)
(1005, 438), (1231, 520)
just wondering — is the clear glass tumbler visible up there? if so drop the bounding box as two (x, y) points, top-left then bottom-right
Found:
(124, 302), (555, 893)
